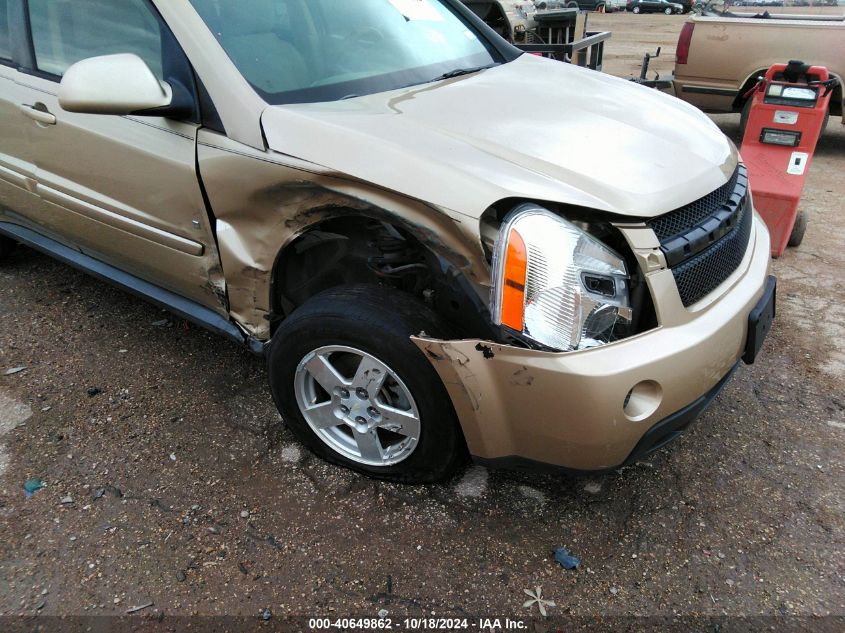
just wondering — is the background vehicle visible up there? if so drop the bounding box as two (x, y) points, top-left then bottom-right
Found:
(462, 0), (577, 40)
(461, 0), (540, 37)
(676, 0), (698, 12)
(538, 0), (628, 10)
(461, 0), (611, 66)
(673, 13), (845, 133)
(628, 0), (685, 13)
(733, 0), (784, 6)
(558, 0), (613, 10)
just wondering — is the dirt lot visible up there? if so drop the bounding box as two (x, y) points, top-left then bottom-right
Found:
(1, 12), (844, 632)
(589, 12), (685, 79)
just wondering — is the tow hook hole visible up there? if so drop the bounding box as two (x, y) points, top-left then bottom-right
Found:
(624, 380), (663, 422)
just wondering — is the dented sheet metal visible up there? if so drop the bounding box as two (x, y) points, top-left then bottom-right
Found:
(197, 130), (490, 339)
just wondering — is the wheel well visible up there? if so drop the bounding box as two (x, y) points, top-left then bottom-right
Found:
(270, 215), (494, 339)
(732, 70), (768, 111)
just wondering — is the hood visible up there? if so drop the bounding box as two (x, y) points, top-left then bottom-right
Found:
(261, 54), (738, 219)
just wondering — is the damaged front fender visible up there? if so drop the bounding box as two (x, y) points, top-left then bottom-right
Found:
(197, 130), (491, 340)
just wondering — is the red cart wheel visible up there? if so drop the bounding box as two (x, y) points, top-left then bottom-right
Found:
(788, 211), (808, 248)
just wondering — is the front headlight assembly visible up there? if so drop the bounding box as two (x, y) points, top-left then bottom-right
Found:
(490, 204), (632, 352)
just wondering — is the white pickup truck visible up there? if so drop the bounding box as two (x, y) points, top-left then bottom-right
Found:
(673, 10), (845, 129)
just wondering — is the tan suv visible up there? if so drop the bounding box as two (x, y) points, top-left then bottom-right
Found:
(0, 0), (775, 482)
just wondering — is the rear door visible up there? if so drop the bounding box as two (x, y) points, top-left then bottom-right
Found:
(16, 0), (225, 309)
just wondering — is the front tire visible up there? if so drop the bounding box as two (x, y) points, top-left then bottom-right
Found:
(632, 5), (641, 13)
(267, 284), (467, 483)
(664, 6), (673, 13)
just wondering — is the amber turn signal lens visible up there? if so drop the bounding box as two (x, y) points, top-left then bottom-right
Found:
(500, 228), (527, 330)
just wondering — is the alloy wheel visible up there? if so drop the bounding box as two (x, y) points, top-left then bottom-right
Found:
(294, 345), (421, 466)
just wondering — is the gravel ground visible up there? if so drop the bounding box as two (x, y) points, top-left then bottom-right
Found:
(1, 13), (844, 632)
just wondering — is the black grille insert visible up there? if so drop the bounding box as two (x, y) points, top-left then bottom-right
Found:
(672, 204), (753, 307)
(648, 165), (753, 307)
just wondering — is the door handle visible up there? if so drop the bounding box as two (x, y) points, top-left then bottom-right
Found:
(20, 103), (57, 125)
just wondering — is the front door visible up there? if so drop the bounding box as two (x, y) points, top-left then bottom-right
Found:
(15, 0), (225, 310)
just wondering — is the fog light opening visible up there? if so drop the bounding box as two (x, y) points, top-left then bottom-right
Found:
(624, 380), (663, 422)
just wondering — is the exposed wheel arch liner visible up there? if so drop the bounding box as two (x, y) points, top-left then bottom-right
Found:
(197, 134), (491, 341)
(270, 212), (497, 341)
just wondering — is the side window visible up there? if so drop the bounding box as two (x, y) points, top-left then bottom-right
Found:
(27, 0), (164, 79)
(0, 0), (11, 61)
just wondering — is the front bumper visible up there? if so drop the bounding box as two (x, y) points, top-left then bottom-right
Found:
(414, 215), (772, 471)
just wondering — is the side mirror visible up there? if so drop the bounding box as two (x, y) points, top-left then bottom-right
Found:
(58, 53), (190, 118)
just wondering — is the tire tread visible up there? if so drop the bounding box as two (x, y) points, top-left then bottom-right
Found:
(267, 284), (467, 483)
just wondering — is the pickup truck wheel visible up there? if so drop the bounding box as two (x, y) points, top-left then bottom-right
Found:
(0, 235), (15, 261)
(632, 5), (641, 12)
(267, 284), (467, 483)
(788, 210), (808, 248)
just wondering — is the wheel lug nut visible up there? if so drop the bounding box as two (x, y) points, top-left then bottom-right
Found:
(339, 405), (349, 414)
(356, 388), (368, 400)
(338, 388), (350, 399)
(355, 416), (367, 425)
(367, 407), (379, 417)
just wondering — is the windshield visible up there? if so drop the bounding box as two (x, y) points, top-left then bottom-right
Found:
(189, 0), (501, 104)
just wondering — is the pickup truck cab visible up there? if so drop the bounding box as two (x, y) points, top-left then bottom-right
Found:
(0, 0), (774, 482)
